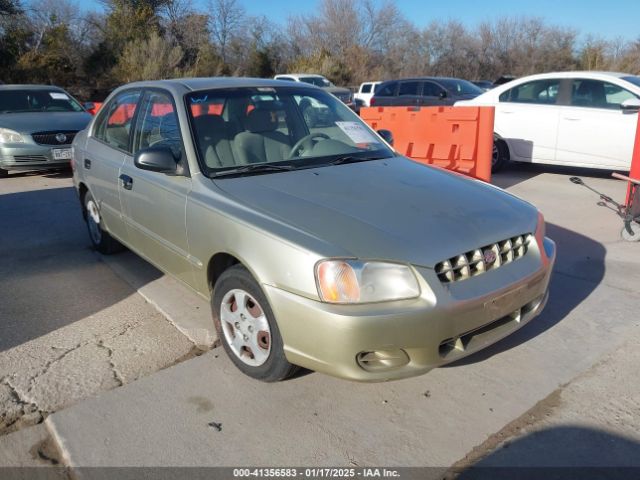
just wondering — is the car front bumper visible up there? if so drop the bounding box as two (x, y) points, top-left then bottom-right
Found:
(266, 237), (556, 382)
(0, 144), (72, 171)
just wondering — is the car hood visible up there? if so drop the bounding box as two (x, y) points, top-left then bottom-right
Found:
(215, 158), (538, 267)
(0, 112), (92, 134)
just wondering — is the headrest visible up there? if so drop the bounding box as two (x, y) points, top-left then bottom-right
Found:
(193, 114), (225, 139)
(246, 108), (278, 133)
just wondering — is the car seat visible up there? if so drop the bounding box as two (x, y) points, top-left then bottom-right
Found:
(234, 108), (291, 164)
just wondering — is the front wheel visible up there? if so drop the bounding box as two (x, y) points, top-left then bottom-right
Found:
(492, 138), (509, 172)
(212, 265), (298, 382)
(83, 191), (124, 254)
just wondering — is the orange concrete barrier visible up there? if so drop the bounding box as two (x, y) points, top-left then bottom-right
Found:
(361, 106), (495, 183)
(86, 102), (102, 115)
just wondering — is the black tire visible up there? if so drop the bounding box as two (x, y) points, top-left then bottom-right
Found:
(212, 265), (298, 382)
(621, 222), (640, 242)
(0, 168), (8, 178)
(492, 137), (509, 173)
(82, 191), (124, 254)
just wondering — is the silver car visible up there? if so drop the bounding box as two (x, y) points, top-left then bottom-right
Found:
(72, 78), (556, 382)
(0, 85), (92, 177)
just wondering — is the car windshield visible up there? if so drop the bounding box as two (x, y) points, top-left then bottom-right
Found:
(187, 87), (394, 177)
(0, 89), (84, 114)
(622, 76), (640, 88)
(437, 79), (483, 96)
(299, 77), (332, 87)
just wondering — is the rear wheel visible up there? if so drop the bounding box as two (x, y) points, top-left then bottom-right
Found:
(492, 137), (509, 172)
(83, 191), (124, 254)
(212, 265), (298, 382)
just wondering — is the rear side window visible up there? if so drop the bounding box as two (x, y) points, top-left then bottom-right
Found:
(132, 90), (184, 160)
(571, 79), (638, 109)
(93, 90), (141, 152)
(376, 82), (397, 96)
(361, 84), (372, 94)
(399, 81), (420, 96)
(499, 79), (560, 105)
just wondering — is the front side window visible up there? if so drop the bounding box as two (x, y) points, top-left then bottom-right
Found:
(187, 87), (394, 177)
(437, 79), (483, 96)
(422, 82), (445, 97)
(132, 90), (184, 160)
(0, 89), (84, 113)
(499, 79), (560, 105)
(571, 79), (638, 109)
(93, 90), (141, 151)
(399, 82), (420, 96)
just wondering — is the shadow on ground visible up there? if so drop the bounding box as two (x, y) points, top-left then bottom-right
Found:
(0, 185), (161, 352)
(454, 425), (640, 479)
(492, 162), (626, 190)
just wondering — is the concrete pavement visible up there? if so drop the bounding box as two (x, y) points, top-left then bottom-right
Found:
(35, 166), (640, 475)
(0, 172), (201, 435)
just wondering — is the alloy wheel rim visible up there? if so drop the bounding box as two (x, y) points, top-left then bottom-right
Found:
(86, 199), (102, 245)
(220, 289), (271, 367)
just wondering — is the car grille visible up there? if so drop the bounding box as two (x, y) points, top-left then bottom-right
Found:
(12, 155), (49, 163)
(31, 131), (77, 146)
(435, 234), (534, 283)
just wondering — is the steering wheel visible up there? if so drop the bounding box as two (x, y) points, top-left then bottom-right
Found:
(287, 133), (330, 159)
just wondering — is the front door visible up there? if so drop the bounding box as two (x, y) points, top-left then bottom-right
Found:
(118, 89), (196, 287)
(556, 79), (638, 169)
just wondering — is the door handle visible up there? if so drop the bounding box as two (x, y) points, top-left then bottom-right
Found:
(84, 158), (91, 169)
(119, 174), (133, 190)
(564, 117), (581, 121)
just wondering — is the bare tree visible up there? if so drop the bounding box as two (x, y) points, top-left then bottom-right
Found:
(207, 0), (243, 63)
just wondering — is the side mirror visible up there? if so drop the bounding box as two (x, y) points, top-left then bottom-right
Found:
(621, 98), (640, 112)
(134, 146), (178, 173)
(377, 129), (394, 146)
(83, 102), (96, 112)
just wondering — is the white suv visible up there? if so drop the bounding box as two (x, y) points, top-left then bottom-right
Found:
(354, 82), (382, 107)
(457, 71), (640, 171)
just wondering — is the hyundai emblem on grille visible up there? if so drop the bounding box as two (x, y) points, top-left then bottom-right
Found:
(55, 133), (67, 143)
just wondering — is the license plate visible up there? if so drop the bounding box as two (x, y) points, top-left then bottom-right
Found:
(52, 148), (72, 160)
(484, 285), (527, 317)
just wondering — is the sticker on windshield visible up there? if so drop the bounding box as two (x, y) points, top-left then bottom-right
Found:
(335, 121), (379, 144)
(49, 92), (69, 100)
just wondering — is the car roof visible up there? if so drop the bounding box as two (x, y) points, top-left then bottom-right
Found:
(111, 77), (320, 95)
(507, 71), (635, 81)
(0, 84), (67, 91)
(380, 77), (468, 83)
(275, 73), (325, 79)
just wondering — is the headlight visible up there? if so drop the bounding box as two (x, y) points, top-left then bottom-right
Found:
(316, 259), (420, 304)
(0, 128), (25, 144)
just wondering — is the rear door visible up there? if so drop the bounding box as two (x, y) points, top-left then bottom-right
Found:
(84, 89), (142, 244)
(556, 78), (638, 169)
(118, 89), (196, 287)
(495, 78), (562, 162)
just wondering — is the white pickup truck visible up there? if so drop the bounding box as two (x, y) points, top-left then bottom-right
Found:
(354, 81), (382, 107)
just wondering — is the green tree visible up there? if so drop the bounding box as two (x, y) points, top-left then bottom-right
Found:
(114, 30), (183, 82)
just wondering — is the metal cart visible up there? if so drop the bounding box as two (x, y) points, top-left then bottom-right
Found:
(570, 173), (640, 242)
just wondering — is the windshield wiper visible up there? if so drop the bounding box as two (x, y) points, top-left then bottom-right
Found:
(211, 163), (296, 178)
(328, 155), (390, 166)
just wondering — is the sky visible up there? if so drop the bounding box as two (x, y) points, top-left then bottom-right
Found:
(80, 0), (640, 41)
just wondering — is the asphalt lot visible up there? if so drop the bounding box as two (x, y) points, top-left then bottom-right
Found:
(1, 164), (639, 476)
